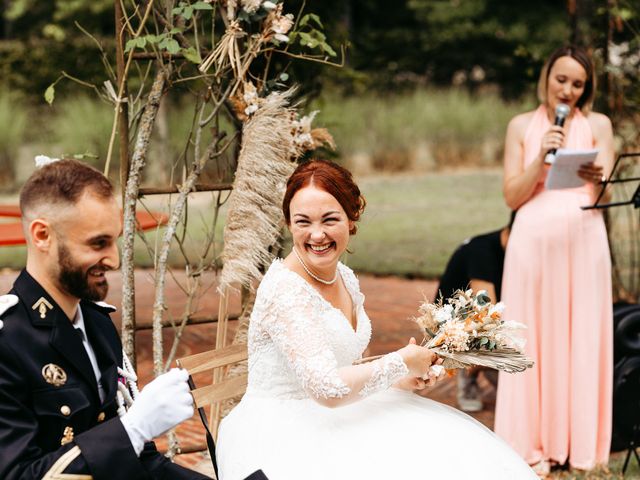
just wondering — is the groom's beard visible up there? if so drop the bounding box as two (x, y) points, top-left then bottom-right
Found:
(57, 242), (109, 301)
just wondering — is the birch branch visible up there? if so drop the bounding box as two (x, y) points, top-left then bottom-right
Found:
(121, 65), (170, 368)
(151, 137), (221, 376)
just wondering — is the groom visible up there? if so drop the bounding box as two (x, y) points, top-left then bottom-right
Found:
(0, 159), (209, 479)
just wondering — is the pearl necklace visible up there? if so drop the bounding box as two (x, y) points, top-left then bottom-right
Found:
(292, 247), (338, 285)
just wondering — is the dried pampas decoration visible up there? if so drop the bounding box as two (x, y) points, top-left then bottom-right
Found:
(219, 89), (299, 293)
(211, 89), (299, 433)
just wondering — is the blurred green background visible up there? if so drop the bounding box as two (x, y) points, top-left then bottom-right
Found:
(0, 0), (639, 284)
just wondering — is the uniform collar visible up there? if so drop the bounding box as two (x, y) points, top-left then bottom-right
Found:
(12, 269), (71, 327)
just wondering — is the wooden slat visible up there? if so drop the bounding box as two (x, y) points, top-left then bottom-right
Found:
(134, 313), (240, 331)
(138, 183), (232, 196)
(177, 344), (247, 375)
(191, 375), (248, 408)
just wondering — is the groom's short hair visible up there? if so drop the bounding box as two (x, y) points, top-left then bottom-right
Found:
(19, 159), (114, 225)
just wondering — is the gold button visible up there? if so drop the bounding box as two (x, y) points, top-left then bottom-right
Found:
(97, 412), (105, 422)
(60, 405), (71, 416)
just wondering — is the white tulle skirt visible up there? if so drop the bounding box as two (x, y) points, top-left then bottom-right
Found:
(217, 388), (536, 480)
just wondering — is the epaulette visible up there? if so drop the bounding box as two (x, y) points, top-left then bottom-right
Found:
(91, 301), (118, 313)
(0, 294), (19, 330)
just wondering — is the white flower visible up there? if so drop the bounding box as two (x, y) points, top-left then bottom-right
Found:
(35, 155), (60, 168)
(262, 1), (277, 10)
(244, 104), (259, 116)
(273, 33), (289, 43)
(271, 13), (294, 35)
(441, 322), (469, 352)
(293, 132), (312, 146)
(454, 294), (469, 309)
(502, 320), (527, 330)
(243, 82), (258, 103)
(435, 304), (453, 324)
(489, 302), (505, 317)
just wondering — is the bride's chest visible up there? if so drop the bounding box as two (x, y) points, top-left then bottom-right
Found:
(306, 299), (370, 366)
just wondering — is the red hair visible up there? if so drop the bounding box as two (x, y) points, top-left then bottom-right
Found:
(283, 160), (366, 234)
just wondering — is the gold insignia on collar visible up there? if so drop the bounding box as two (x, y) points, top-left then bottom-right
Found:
(42, 363), (67, 387)
(32, 297), (54, 319)
(60, 426), (74, 446)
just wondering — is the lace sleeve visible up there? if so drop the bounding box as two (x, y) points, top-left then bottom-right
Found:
(260, 269), (409, 407)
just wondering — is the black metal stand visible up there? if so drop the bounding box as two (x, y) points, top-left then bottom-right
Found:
(622, 425), (640, 474)
(582, 152), (640, 210)
(582, 153), (640, 476)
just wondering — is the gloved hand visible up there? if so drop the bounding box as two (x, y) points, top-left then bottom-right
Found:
(120, 368), (194, 455)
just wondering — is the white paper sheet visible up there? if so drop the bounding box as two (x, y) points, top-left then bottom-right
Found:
(544, 148), (599, 190)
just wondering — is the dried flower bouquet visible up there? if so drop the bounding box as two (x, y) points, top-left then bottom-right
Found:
(415, 289), (534, 373)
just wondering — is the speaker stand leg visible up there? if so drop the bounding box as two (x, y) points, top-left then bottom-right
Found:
(622, 425), (640, 475)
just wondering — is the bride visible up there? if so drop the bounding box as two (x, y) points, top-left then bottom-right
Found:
(217, 160), (537, 479)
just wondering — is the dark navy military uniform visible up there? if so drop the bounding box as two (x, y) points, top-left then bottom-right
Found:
(0, 270), (210, 480)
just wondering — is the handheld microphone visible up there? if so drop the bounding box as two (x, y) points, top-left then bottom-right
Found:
(544, 103), (571, 164)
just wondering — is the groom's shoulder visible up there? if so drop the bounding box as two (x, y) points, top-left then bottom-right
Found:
(84, 300), (118, 315)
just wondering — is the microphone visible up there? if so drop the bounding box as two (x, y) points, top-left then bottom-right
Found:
(544, 103), (571, 164)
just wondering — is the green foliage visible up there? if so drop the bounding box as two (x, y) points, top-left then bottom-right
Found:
(1, 0), (114, 100)
(125, 33), (181, 55)
(0, 90), (28, 187)
(291, 14), (337, 57)
(312, 87), (531, 169)
(44, 81), (58, 106)
(48, 95), (114, 166)
(172, 1), (214, 21)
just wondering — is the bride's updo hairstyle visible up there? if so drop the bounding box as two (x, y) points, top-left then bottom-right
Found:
(283, 159), (366, 234)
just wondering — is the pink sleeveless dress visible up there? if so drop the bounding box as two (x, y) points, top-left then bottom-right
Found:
(495, 105), (613, 469)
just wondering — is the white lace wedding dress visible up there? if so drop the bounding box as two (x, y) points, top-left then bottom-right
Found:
(217, 260), (536, 479)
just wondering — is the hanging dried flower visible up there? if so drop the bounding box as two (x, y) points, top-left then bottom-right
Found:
(290, 111), (336, 155)
(199, 21), (245, 75)
(241, 0), (261, 14)
(265, 5), (294, 44)
(229, 82), (267, 121)
(225, 0), (238, 20)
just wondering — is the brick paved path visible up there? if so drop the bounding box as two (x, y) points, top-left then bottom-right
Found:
(0, 270), (497, 478)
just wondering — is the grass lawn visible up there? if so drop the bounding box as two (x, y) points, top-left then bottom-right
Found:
(345, 169), (510, 277)
(552, 452), (640, 479)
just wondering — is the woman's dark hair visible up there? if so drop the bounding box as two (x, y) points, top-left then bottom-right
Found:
(537, 45), (596, 113)
(283, 160), (366, 234)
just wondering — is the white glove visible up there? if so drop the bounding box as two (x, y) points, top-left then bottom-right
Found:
(120, 368), (194, 455)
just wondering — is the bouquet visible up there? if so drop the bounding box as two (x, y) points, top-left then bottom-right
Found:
(415, 289), (534, 373)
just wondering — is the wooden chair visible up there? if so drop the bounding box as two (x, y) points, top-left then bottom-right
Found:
(177, 343), (249, 479)
(177, 343), (248, 435)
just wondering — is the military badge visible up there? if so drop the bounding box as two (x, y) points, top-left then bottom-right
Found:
(32, 297), (54, 319)
(42, 363), (67, 387)
(60, 426), (74, 446)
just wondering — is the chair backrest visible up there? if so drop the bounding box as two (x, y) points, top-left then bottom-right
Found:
(177, 343), (248, 409)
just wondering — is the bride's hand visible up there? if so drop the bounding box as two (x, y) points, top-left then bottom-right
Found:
(393, 375), (427, 392)
(423, 358), (445, 386)
(398, 337), (436, 378)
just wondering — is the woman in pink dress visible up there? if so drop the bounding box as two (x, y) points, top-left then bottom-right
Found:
(495, 45), (615, 476)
